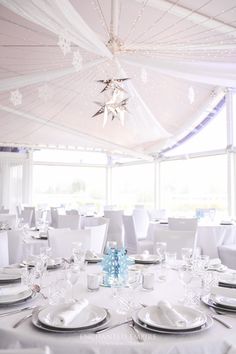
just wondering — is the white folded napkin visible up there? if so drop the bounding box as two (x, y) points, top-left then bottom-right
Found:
(86, 250), (98, 259)
(208, 258), (221, 267)
(158, 300), (189, 328)
(211, 286), (236, 299)
(51, 299), (89, 326)
(0, 285), (29, 297)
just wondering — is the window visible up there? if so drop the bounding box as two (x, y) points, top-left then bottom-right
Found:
(160, 155), (227, 218)
(112, 163), (154, 212)
(33, 165), (106, 211)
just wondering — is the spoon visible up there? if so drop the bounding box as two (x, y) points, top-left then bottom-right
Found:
(31, 284), (47, 299)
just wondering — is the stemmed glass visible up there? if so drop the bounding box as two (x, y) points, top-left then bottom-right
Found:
(156, 242), (167, 261)
(181, 248), (193, 267)
(178, 266), (193, 304)
(65, 264), (80, 302)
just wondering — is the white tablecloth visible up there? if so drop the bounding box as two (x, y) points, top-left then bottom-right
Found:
(0, 264), (236, 354)
(147, 223), (236, 258)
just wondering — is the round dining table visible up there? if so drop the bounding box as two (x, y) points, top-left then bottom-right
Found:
(0, 262), (235, 354)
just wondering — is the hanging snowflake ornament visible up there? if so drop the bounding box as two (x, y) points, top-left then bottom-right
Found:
(38, 83), (54, 102)
(188, 86), (195, 104)
(10, 89), (22, 106)
(72, 49), (83, 71)
(57, 30), (71, 56)
(141, 68), (148, 84)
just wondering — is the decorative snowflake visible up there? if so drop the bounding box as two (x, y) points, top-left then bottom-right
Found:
(72, 49), (83, 71)
(141, 68), (148, 84)
(57, 30), (71, 56)
(38, 83), (54, 102)
(10, 89), (22, 106)
(188, 86), (195, 104)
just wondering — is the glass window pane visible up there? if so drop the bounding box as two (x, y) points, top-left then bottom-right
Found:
(165, 104), (227, 156)
(160, 155), (228, 219)
(112, 164), (154, 212)
(33, 165), (106, 210)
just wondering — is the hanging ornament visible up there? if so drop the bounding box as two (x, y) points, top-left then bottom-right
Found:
(92, 83), (129, 126)
(10, 89), (22, 106)
(141, 68), (148, 84)
(57, 30), (71, 56)
(97, 78), (129, 93)
(72, 49), (83, 71)
(188, 86), (195, 104)
(38, 83), (54, 102)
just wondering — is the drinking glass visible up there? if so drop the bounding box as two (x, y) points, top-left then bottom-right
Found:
(165, 252), (177, 269)
(155, 242), (167, 261)
(72, 242), (86, 270)
(65, 264), (80, 301)
(181, 247), (193, 266)
(178, 266), (193, 303)
(105, 241), (117, 253)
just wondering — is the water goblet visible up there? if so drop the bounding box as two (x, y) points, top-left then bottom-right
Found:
(155, 242), (167, 262)
(178, 266), (193, 304)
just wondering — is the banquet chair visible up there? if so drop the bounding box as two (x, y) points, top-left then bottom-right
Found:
(0, 206), (9, 214)
(168, 217), (198, 231)
(7, 230), (24, 264)
(0, 214), (16, 229)
(132, 207), (150, 239)
(85, 218), (109, 254)
(57, 214), (80, 230)
(0, 231), (9, 266)
(217, 244), (236, 270)
(22, 207), (36, 228)
(104, 210), (124, 247)
(66, 209), (79, 215)
(153, 229), (197, 258)
(123, 215), (154, 254)
(48, 229), (91, 258)
(50, 207), (59, 228)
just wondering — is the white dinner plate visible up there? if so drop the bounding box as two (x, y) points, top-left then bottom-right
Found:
(132, 311), (213, 335)
(85, 254), (103, 263)
(32, 307), (110, 333)
(38, 303), (107, 329)
(201, 294), (236, 312)
(0, 285), (32, 304)
(218, 274), (236, 286)
(130, 254), (160, 264)
(22, 258), (61, 269)
(0, 269), (21, 282)
(211, 294), (236, 309)
(138, 305), (207, 330)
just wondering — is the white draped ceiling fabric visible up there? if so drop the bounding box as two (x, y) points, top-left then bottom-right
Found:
(0, 0), (235, 161)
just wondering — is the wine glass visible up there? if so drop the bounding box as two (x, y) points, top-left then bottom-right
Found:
(178, 266), (193, 304)
(155, 242), (167, 262)
(65, 264), (80, 301)
(181, 248), (193, 267)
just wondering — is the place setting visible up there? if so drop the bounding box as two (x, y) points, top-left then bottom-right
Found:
(0, 268), (22, 285)
(131, 300), (213, 335)
(201, 286), (236, 314)
(0, 284), (37, 309)
(129, 252), (161, 265)
(30, 298), (111, 334)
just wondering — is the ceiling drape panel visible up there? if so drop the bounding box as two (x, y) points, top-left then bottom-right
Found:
(0, 0), (112, 58)
(120, 55), (236, 88)
(0, 58), (107, 92)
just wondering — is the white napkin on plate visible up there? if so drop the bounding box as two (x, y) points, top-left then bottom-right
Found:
(86, 250), (98, 259)
(211, 286), (236, 299)
(51, 299), (89, 326)
(158, 300), (189, 328)
(209, 258), (221, 267)
(0, 285), (29, 297)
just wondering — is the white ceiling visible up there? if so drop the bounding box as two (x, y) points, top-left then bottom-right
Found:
(0, 0), (235, 161)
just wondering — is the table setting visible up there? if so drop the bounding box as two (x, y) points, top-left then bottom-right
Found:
(0, 245), (236, 354)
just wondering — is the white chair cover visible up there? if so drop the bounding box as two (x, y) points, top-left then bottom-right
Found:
(148, 209), (166, 221)
(50, 207), (59, 228)
(48, 229), (91, 258)
(7, 230), (24, 264)
(22, 207), (36, 227)
(66, 209), (79, 215)
(85, 218), (109, 254)
(0, 231), (9, 266)
(132, 208), (149, 239)
(104, 210), (124, 248)
(0, 207), (9, 214)
(57, 215), (80, 230)
(123, 215), (153, 254)
(168, 218), (198, 231)
(0, 214), (16, 229)
(153, 229), (197, 258)
(217, 244), (236, 270)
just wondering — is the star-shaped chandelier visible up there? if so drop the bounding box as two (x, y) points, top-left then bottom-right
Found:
(92, 78), (130, 126)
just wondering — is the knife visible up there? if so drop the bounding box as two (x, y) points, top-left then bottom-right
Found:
(0, 306), (35, 318)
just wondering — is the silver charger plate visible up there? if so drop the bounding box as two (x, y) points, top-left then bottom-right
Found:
(201, 294), (236, 313)
(32, 307), (111, 333)
(132, 311), (213, 335)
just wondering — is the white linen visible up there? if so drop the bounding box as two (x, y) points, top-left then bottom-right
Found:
(158, 300), (189, 328)
(51, 299), (89, 326)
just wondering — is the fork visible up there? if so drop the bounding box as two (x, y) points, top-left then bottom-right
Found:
(208, 307), (232, 329)
(13, 307), (38, 328)
(129, 320), (143, 342)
